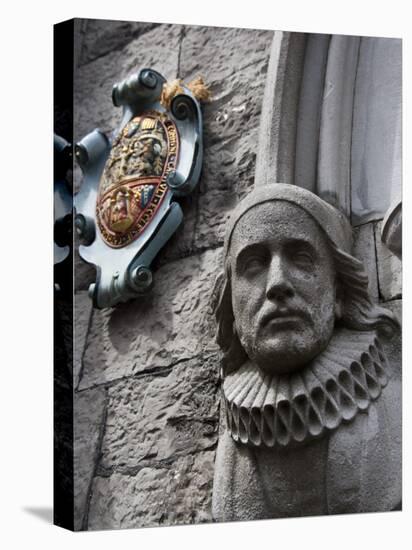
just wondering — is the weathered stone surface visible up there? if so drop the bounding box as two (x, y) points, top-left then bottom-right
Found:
(74, 387), (107, 531)
(158, 34), (272, 262)
(80, 247), (222, 389)
(200, 61), (270, 149)
(352, 222), (379, 301)
(74, 291), (93, 388)
(99, 353), (219, 471)
(160, 130), (259, 260)
(88, 451), (215, 529)
(194, 134), (258, 251)
(74, 24), (181, 143)
(78, 18), (159, 66)
(150, 25), (273, 261)
(255, 32), (308, 187)
(192, 60), (271, 250)
(180, 26), (273, 84)
(375, 221), (402, 301)
(187, 62), (270, 252)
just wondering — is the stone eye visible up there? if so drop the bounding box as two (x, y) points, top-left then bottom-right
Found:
(291, 250), (314, 268)
(242, 254), (267, 275)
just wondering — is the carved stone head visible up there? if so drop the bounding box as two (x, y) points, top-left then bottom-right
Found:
(229, 201), (337, 374)
(212, 185), (401, 521)
(214, 184), (397, 378)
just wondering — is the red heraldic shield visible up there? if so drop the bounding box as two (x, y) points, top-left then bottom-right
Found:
(96, 110), (179, 248)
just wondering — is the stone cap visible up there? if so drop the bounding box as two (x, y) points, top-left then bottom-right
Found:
(224, 183), (353, 258)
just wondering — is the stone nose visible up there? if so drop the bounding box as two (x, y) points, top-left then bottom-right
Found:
(266, 254), (294, 301)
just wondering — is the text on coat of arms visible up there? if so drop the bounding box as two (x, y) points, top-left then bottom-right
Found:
(96, 110), (179, 248)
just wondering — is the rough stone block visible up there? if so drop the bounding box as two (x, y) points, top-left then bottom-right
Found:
(375, 221), (402, 301)
(78, 19), (159, 66)
(352, 222), (379, 301)
(200, 61), (270, 149)
(194, 133), (258, 251)
(80, 247), (222, 389)
(180, 26), (273, 84)
(74, 291), (94, 389)
(87, 451), (215, 529)
(99, 353), (220, 471)
(74, 387), (107, 530)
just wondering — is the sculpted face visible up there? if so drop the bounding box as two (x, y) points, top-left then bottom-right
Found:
(229, 201), (337, 374)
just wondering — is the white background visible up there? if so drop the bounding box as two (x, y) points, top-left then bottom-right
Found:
(0, 0), (410, 548)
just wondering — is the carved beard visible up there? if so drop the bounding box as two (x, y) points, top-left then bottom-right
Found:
(222, 328), (389, 448)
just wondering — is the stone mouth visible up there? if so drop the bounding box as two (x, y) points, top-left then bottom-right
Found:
(260, 307), (309, 327)
(223, 328), (388, 448)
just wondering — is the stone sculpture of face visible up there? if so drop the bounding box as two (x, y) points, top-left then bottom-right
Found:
(229, 201), (337, 374)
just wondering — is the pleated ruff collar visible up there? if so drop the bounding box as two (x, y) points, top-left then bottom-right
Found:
(223, 328), (389, 448)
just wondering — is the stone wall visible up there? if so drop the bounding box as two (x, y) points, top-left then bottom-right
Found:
(72, 20), (402, 531)
(73, 18), (274, 530)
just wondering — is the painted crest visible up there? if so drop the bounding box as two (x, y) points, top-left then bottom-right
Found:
(96, 112), (179, 248)
(75, 68), (209, 308)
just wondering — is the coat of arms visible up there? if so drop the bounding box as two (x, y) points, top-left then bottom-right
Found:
(96, 111), (179, 248)
(75, 69), (209, 308)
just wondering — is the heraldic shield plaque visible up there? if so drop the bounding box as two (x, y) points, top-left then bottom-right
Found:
(96, 112), (179, 248)
(75, 68), (208, 308)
